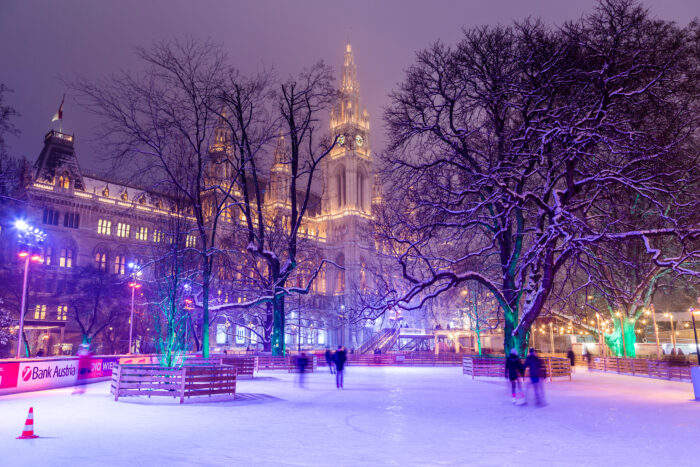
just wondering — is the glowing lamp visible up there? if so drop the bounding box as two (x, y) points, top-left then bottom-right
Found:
(30, 254), (42, 262)
(18, 251), (29, 258)
(14, 219), (29, 231)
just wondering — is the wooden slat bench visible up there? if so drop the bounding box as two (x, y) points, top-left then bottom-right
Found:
(111, 364), (236, 404)
(221, 356), (258, 378)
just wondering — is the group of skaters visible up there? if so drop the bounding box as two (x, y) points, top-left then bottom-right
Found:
(505, 348), (546, 406)
(324, 347), (347, 388)
(294, 346), (348, 389)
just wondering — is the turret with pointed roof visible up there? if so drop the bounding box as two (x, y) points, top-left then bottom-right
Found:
(33, 130), (85, 190)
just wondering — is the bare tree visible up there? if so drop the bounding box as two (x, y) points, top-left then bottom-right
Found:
(208, 63), (338, 355)
(0, 298), (15, 357)
(0, 83), (21, 201)
(377, 0), (700, 354)
(74, 39), (236, 357)
(69, 267), (123, 347)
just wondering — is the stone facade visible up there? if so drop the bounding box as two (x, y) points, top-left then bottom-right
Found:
(0, 44), (379, 356)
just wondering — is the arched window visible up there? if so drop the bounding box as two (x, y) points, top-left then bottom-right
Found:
(114, 255), (126, 275)
(95, 251), (107, 271)
(57, 174), (69, 189)
(59, 248), (74, 268)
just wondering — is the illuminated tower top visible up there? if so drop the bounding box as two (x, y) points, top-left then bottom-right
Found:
(330, 43), (370, 166)
(330, 43), (369, 135)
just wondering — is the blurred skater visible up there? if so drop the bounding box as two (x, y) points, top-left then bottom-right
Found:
(524, 348), (546, 406)
(73, 343), (93, 395)
(296, 352), (309, 388)
(505, 349), (524, 404)
(567, 348), (576, 373)
(333, 346), (347, 389)
(325, 348), (336, 374)
(584, 347), (592, 367)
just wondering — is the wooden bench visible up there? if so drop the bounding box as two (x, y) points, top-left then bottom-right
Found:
(221, 356), (257, 378)
(111, 364), (236, 404)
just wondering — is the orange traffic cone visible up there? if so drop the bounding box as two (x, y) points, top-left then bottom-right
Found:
(17, 407), (39, 439)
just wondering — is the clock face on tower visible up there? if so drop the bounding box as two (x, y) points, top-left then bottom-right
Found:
(337, 134), (345, 145)
(355, 134), (364, 147)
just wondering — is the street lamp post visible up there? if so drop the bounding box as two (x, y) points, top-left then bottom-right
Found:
(595, 313), (606, 358)
(298, 294), (302, 353)
(340, 304), (345, 347)
(549, 322), (554, 354)
(689, 307), (699, 365)
(665, 313), (676, 354)
(14, 220), (46, 359)
(646, 305), (661, 360)
(127, 263), (142, 354)
(16, 253), (40, 358)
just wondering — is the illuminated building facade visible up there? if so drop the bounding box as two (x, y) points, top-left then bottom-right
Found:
(0, 44), (379, 355)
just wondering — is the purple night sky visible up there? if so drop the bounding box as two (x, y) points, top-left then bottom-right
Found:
(1, 0), (697, 170)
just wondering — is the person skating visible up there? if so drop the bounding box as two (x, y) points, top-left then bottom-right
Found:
(333, 346), (347, 389)
(505, 349), (524, 404)
(325, 348), (335, 374)
(296, 352), (309, 388)
(73, 343), (93, 395)
(567, 348), (576, 373)
(524, 348), (546, 406)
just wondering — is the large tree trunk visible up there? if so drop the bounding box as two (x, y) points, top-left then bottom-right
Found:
(605, 317), (636, 358)
(201, 271), (210, 358)
(271, 294), (286, 356)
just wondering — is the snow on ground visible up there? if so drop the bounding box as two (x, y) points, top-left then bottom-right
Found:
(0, 366), (698, 467)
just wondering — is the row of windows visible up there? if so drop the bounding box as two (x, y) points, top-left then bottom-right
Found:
(95, 252), (141, 275)
(42, 208), (80, 229)
(32, 304), (68, 321)
(39, 247), (74, 268)
(96, 220), (181, 245)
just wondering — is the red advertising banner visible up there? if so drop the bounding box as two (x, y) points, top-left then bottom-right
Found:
(0, 356), (124, 395)
(0, 362), (19, 389)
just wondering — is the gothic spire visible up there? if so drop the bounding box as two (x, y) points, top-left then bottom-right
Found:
(331, 43), (369, 133)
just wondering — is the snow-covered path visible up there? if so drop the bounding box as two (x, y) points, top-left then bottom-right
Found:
(0, 367), (697, 466)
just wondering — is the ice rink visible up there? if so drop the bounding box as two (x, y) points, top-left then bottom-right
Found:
(1, 366), (698, 466)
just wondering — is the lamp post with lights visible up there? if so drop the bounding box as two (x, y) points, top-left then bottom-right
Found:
(548, 322), (554, 354)
(14, 220), (46, 359)
(646, 305), (661, 360)
(595, 313), (606, 358)
(664, 312), (676, 354)
(689, 304), (699, 365)
(127, 262), (142, 354)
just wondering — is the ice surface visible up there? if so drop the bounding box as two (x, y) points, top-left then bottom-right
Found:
(0, 366), (698, 466)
